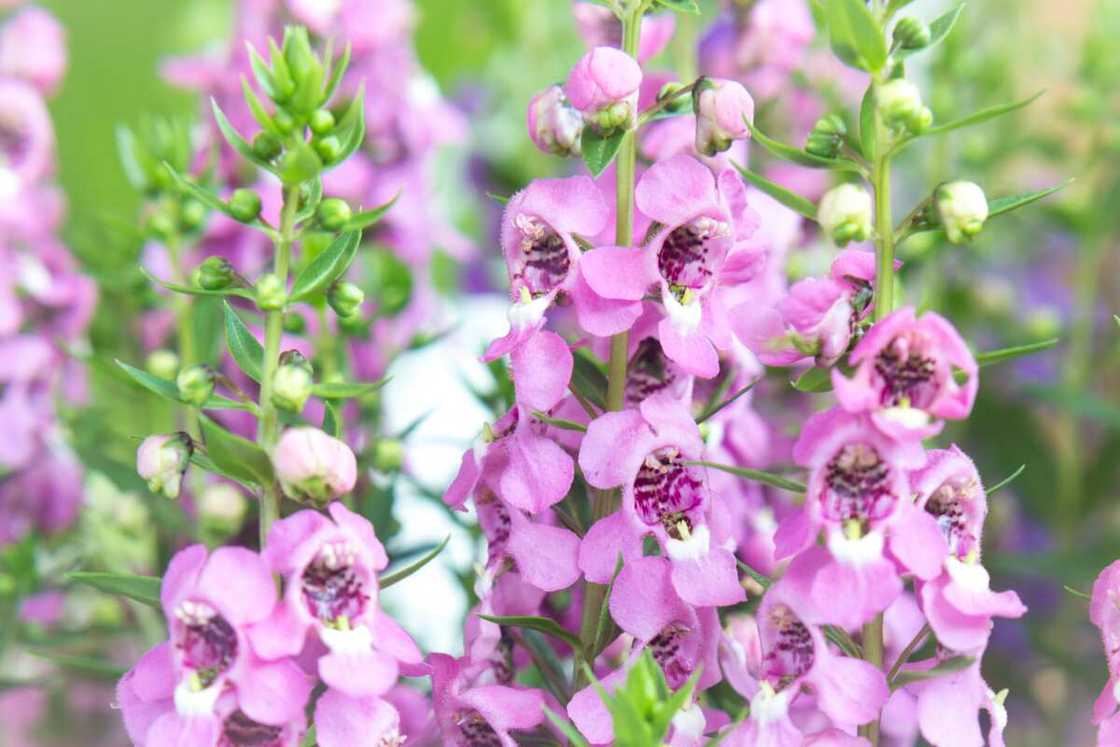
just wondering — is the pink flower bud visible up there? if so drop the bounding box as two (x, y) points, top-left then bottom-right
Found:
(564, 47), (642, 132)
(527, 85), (584, 157)
(0, 7), (67, 97)
(273, 427), (357, 505)
(694, 78), (755, 156)
(136, 433), (192, 499)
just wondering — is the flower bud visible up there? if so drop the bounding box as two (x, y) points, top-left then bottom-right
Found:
(197, 256), (236, 290)
(818, 183), (873, 246)
(373, 438), (404, 473)
(272, 350), (313, 412)
(318, 197), (352, 230)
(877, 79), (932, 134)
(935, 181), (989, 244)
(893, 17), (931, 50)
(146, 349), (179, 380)
(282, 26), (326, 115)
(328, 281), (364, 318)
(309, 109), (335, 135)
(136, 432), (192, 499)
(272, 109), (296, 134)
(282, 312), (306, 334)
(805, 113), (848, 158)
(564, 46), (642, 133)
(228, 188), (262, 223)
(527, 85), (584, 157)
(180, 199), (206, 230)
(278, 142), (322, 185)
(252, 131), (283, 161)
(147, 209), (176, 240)
(313, 135), (342, 163)
(694, 77), (755, 157)
(197, 483), (247, 536)
(176, 365), (215, 406)
(256, 273), (287, 311)
(273, 427), (357, 505)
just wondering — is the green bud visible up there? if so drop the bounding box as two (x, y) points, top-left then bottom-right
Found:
(313, 135), (343, 164)
(805, 113), (848, 158)
(373, 439), (404, 473)
(146, 349), (180, 380)
(935, 181), (989, 244)
(272, 108), (296, 134)
(180, 199), (207, 230)
(176, 365), (215, 406)
(283, 26), (326, 115)
(252, 131), (283, 161)
(272, 350), (313, 412)
(282, 312), (306, 334)
(309, 109), (336, 135)
(256, 273), (287, 311)
(318, 197), (353, 231)
(817, 183), (873, 247)
(198, 256), (236, 290)
(893, 17), (931, 50)
(877, 79), (932, 134)
(328, 281), (364, 318)
(147, 209), (176, 240)
(228, 188), (262, 223)
(278, 142), (323, 185)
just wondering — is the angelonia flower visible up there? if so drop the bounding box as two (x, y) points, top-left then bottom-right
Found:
(272, 427), (357, 506)
(136, 432), (193, 500)
(694, 77), (755, 157)
(564, 46), (643, 133)
(1091, 561), (1120, 744)
(528, 84), (584, 157)
(936, 181), (989, 244)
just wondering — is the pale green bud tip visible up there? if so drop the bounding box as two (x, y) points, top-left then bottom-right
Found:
(309, 109), (335, 135)
(893, 17), (931, 50)
(318, 197), (352, 231)
(146, 349), (180, 380)
(817, 183), (874, 247)
(228, 188), (262, 223)
(176, 365), (215, 406)
(373, 439), (405, 473)
(256, 273), (287, 310)
(272, 362), (313, 412)
(936, 181), (989, 244)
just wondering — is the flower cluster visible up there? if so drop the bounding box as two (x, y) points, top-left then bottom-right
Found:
(0, 3), (93, 548)
(1091, 561), (1120, 744)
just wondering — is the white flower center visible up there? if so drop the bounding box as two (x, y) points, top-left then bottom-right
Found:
(826, 529), (885, 567)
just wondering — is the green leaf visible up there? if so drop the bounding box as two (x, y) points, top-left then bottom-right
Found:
(571, 350), (609, 410)
(141, 267), (254, 301)
(115, 359), (251, 411)
(299, 726), (317, 747)
(321, 42), (352, 104)
(792, 366), (835, 393)
(975, 338), (1059, 367)
(67, 571), (161, 609)
(199, 414), (274, 486)
(344, 193), (398, 231)
(532, 411), (587, 432)
(689, 460), (807, 493)
(223, 302), (264, 382)
(887, 0), (917, 12)
(732, 163), (817, 221)
(322, 400), (342, 438)
(241, 77), (279, 136)
(891, 656), (975, 689)
(859, 86), (877, 161)
(582, 128), (626, 178)
(696, 381), (757, 424)
(747, 119), (863, 172)
(654, 0), (700, 12)
(289, 231), (361, 302)
(294, 177), (323, 223)
(987, 182), (1067, 218)
(330, 86), (366, 167)
(380, 535), (450, 588)
(478, 614), (584, 654)
(827, 0), (889, 72)
(211, 98), (273, 172)
(923, 91), (1044, 137)
(116, 125), (148, 191)
(311, 378), (388, 399)
(986, 464), (1026, 496)
(896, 4), (964, 59)
(544, 707), (592, 747)
(245, 42), (277, 100)
(736, 559), (772, 590)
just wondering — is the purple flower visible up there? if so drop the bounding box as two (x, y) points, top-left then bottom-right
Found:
(886, 659), (1009, 747)
(571, 2), (676, 64)
(1092, 561), (1120, 732)
(429, 652), (545, 746)
(0, 7), (67, 96)
(527, 85), (584, 157)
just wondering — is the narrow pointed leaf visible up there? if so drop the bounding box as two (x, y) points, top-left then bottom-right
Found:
(67, 571), (161, 609)
(987, 182), (1068, 218)
(329, 86), (366, 167)
(294, 177), (323, 223)
(891, 656), (975, 689)
(312, 378), (388, 400)
(696, 381), (757, 424)
(321, 43), (352, 104)
(199, 414), (274, 486)
(654, 0), (700, 12)
(747, 119), (863, 172)
(344, 193), (398, 231)
(986, 464), (1026, 496)
(828, 0), (889, 72)
(976, 338), (1059, 367)
(241, 77), (280, 136)
(141, 267), (254, 300)
(924, 91), (1044, 137)
(478, 614), (584, 654)
(380, 535), (451, 589)
(223, 302), (264, 382)
(322, 400), (342, 438)
(544, 707), (591, 747)
(245, 42), (277, 100)
(115, 360), (251, 410)
(792, 366), (835, 393)
(211, 98), (273, 171)
(532, 411), (587, 432)
(689, 460), (807, 493)
(732, 163), (817, 221)
(859, 86), (877, 160)
(289, 231), (361, 302)
(582, 128), (626, 178)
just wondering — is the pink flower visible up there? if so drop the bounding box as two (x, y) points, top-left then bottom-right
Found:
(136, 432), (192, 500)
(695, 78), (755, 156)
(429, 652), (545, 746)
(582, 155), (762, 378)
(571, 2), (676, 64)
(527, 85), (584, 157)
(484, 176), (639, 361)
(0, 7), (67, 96)
(0, 79), (55, 190)
(272, 427), (357, 506)
(832, 307), (978, 440)
(250, 503), (422, 699)
(578, 393), (745, 607)
(117, 545), (313, 745)
(886, 659), (1009, 747)
(1092, 561), (1120, 730)
(473, 491), (581, 593)
(564, 46), (642, 131)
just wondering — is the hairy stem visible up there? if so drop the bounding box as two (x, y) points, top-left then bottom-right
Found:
(257, 184), (301, 547)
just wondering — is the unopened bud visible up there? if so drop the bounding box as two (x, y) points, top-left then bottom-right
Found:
(935, 181), (989, 244)
(197, 256), (236, 290)
(273, 427), (356, 506)
(272, 350), (313, 412)
(877, 79), (932, 134)
(818, 183), (873, 247)
(309, 109), (335, 135)
(527, 85), (584, 157)
(282, 312), (306, 334)
(136, 432), (192, 499)
(147, 209), (176, 240)
(373, 438), (404, 473)
(564, 46), (642, 134)
(180, 199), (206, 230)
(805, 114), (848, 158)
(318, 198), (352, 231)
(197, 483), (248, 535)
(256, 273), (287, 311)
(228, 188), (262, 223)
(313, 135), (342, 163)
(176, 365), (215, 406)
(252, 131), (283, 161)
(146, 349), (179, 380)
(328, 281), (364, 318)
(893, 17), (931, 50)
(694, 77), (755, 157)
(272, 108), (296, 134)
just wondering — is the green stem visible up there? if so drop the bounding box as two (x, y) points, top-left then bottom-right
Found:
(166, 233), (200, 441)
(256, 184), (301, 547)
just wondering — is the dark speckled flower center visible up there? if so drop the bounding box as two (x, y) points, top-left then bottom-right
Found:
(763, 604), (815, 690)
(649, 622), (692, 689)
(658, 218), (726, 291)
(822, 443), (896, 523)
(626, 338), (678, 407)
(514, 214), (570, 296)
(925, 478), (979, 559)
(874, 334), (938, 408)
(633, 449), (704, 527)
(301, 544), (370, 625)
(175, 603), (238, 688)
(454, 709), (503, 747)
(218, 711), (283, 747)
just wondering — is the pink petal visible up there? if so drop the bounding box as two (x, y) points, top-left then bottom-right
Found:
(159, 544), (207, 613)
(371, 612), (423, 666)
(315, 690), (400, 747)
(196, 546), (277, 626)
(888, 505), (948, 581)
(237, 659), (313, 725)
(579, 511), (644, 584)
(570, 265), (644, 336)
(670, 547), (746, 607)
(498, 427), (575, 513)
(658, 318), (720, 379)
(247, 601), (309, 660)
(609, 556), (690, 642)
(319, 649), (399, 698)
(635, 155), (718, 227)
(511, 330), (573, 412)
(507, 513), (581, 592)
(263, 510), (333, 575)
(580, 246), (657, 301)
(444, 449), (481, 510)
(579, 408), (648, 490)
(460, 684), (545, 732)
(329, 502), (389, 571)
(812, 652), (889, 726)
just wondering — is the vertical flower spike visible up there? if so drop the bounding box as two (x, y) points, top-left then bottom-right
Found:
(832, 307), (979, 440)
